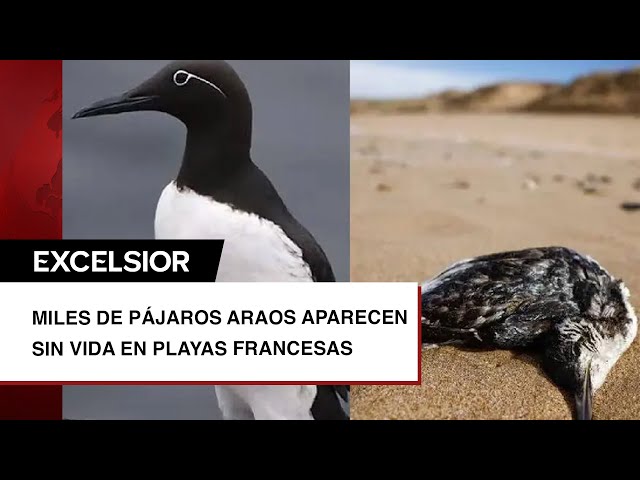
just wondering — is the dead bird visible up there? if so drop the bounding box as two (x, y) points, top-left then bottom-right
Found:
(421, 246), (637, 420)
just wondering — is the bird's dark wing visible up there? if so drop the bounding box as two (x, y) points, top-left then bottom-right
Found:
(284, 220), (335, 282)
(332, 385), (349, 402)
(423, 297), (578, 348)
(216, 162), (336, 282)
(421, 247), (587, 347)
(311, 385), (349, 420)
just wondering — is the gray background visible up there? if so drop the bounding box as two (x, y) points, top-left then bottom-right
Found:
(62, 60), (350, 419)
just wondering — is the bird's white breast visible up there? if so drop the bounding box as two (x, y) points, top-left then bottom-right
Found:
(154, 182), (313, 282)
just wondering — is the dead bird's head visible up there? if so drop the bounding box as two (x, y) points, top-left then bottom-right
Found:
(542, 280), (637, 420)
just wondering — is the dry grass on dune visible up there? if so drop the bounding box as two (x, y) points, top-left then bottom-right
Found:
(351, 67), (640, 116)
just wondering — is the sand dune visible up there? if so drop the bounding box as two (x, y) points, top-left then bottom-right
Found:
(525, 68), (640, 114)
(351, 68), (640, 115)
(350, 112), (640, 419)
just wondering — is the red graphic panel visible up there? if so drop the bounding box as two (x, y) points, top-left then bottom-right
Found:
(0, 60), (62, 419)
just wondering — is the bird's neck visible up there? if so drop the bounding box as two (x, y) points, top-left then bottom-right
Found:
(175, 127), (251, 195)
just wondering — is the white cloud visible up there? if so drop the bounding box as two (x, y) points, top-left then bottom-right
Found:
(350, 60), (494, 99)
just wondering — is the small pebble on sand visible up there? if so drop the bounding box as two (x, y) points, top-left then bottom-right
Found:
(359, 143), (379, 156)
(376, 183), (392, 192)
(576, 178), (601, 195)
(523, 176), (539, 191)
(620, 202), (640, 212)
(369, 164), (383, 175)
(451, 180), (470, 190)
(586, 173), (599, 183)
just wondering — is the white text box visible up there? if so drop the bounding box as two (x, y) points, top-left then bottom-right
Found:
(0, 282), (419, 383)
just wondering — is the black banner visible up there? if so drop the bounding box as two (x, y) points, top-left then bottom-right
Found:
(0, 240), (224, 282)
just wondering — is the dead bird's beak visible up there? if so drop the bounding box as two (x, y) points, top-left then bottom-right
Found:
(575, 359), (593, 420)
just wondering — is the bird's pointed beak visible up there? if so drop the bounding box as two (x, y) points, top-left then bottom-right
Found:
(72, 90), (159, 119)
(575, 360), (593, 420)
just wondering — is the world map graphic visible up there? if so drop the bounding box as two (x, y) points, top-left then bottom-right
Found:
(0, 77), (62, 239)
(0, 60), (63, 421)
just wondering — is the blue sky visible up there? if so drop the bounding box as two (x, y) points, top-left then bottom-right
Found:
(350, 60), (640, 99)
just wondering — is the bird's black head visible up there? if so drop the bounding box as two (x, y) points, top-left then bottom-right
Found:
(72, 60), (253, 150)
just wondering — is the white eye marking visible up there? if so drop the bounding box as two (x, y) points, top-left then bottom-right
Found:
(172, 69), (227, 98)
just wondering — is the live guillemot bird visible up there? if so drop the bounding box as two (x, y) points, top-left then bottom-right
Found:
(73, 60), (349, 421)
(421, 246), (637, 420)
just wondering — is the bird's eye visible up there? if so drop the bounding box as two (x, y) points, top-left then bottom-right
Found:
(171, 69), (227, 99)
(173, 70), (191, 87)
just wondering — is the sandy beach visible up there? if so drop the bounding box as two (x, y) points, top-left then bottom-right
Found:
(351, 113), (640, 420)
